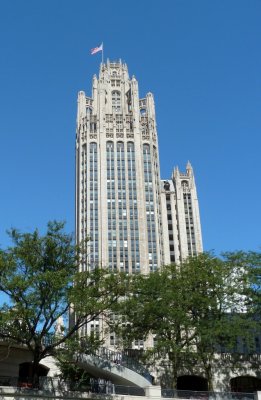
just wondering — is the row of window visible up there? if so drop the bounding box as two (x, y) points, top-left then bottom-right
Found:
(183, 192), (196, 256)
(143, 144), (158, 271)
(107, 141), (117, 271)
(89, 143), (99, 268)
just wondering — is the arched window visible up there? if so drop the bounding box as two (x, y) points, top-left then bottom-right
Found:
(112, 91), (121, 113)
(140, 108), (146, 116)
(90, 142), (97, 151)
(181, 180), (189, 189)
(117, 141), (124, 150)
(164, 180), (170, 191)
(143, 144), (150, 154)
(106, 141), (114, 150)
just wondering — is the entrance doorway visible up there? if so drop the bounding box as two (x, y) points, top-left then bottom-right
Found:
(230, 376), (261, 393)
(177, 375), (208, 391)
(19, 362), (49, 387)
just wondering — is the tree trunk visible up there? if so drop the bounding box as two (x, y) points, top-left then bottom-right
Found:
(172, 367), (178, 390)
(168, 352), (179, 389)
(32, 349), (41, 388)
(205, 363), (213, 392)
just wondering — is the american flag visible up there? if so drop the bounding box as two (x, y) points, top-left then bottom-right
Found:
(91, 43), (103, 55)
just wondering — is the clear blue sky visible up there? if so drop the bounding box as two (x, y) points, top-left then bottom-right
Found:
(0, 0), (260, 255)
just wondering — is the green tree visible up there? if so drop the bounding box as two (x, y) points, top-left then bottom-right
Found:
(0, 221), (126, 387)
(54, 336), (97, 390)
(242, 250), (261, 318)
(179, 252), (251, 389)
(110, 262), (194, 388)
(111, 253), (255, 389)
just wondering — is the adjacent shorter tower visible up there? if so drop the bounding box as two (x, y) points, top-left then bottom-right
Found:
(161, 162), (203, 265)
(75, 60), (203, 277)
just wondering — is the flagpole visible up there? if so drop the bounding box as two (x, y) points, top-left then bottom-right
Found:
(102, 42), (104, 64)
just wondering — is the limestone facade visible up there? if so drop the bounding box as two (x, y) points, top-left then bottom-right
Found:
(75, 60), (203, 341)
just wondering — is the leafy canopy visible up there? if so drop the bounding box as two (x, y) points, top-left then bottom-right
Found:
(0, 221), (127, 382)
(110, 252), (260, 388)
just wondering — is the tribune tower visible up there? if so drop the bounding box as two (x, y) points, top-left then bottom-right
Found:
(76, 60), (203, 277)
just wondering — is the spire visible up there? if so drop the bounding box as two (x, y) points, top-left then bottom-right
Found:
(55, 316), (65, 336)
(186, 160), (192, 170)
(186, 161), (194, 177)
(172, 166), (180, 180)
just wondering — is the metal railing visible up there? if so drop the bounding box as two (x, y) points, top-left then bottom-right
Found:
(0, 376), (257, 400)
(0, 376), (36, 388)
(87, 382), (145, 396)
(114, 385), (145, 396)
(161, 388), (255, 399)
(85, 345), (153, 383)
(0, 376), (145, 396)
(0, 376), (20, 387)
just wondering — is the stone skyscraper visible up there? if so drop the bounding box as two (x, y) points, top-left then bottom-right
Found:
(75, 60), (202, 276)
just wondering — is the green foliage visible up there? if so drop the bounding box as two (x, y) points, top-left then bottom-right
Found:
(55, 336), (98, 385)
(242, 251), (261, 317)
(0, 221), (75, 348)
(0, 221), (127, 386)
(110, 252), (260, 389)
